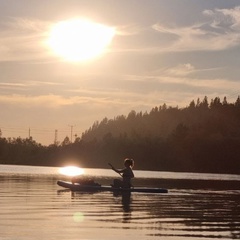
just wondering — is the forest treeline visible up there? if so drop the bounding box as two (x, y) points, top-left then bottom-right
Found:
(1, 96), (240, 174)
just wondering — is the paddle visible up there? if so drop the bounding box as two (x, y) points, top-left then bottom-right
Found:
(108, 162), (113, 168)
(108, 163), (122, 177)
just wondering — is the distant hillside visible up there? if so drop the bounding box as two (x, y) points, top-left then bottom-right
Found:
(78, 96), (240, 173)
(1, 96), (240, 174)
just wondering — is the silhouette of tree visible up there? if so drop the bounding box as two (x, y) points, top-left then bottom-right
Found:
(61, 136), (71, 146)
(235, 96), (240, 107)
(1, 96), (240, 174)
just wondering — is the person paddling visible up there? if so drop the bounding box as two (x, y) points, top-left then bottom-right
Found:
(109, 158), (134, 188)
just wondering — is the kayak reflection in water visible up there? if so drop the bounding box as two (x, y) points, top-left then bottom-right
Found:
(109, 158), (135, 188)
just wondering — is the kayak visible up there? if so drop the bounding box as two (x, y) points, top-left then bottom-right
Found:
(57, 180), (168, 193)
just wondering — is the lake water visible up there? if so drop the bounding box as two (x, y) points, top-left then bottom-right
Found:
(0, 164), (240, 240)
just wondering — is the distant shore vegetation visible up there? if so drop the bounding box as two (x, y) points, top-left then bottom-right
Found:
(1, 96), (240, 174)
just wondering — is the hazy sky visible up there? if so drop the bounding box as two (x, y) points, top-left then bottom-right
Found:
(1, 0), (240, 145)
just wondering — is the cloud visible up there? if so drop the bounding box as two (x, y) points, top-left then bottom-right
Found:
(0, 94), (83, 108)
(152, 6), (240, 52)
(0, 82), (27, 87)
(203, 6), (240, 31)
(163, 63), (196, 77)
(156, 63), (240, 92)
(0, 17), (51, 62)
(115, 23), (144, 36)
(0, 92), (142, 109)
(118, 62), (240, 103)
(0, 81), (64, 95)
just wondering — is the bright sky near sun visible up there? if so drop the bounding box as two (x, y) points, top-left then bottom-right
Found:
(1, 0), (240, 145)
(47, 19), (115, 62)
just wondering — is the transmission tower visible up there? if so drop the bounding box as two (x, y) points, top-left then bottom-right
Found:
(69, 125), (75, 143)
(54, 129), (58, 145)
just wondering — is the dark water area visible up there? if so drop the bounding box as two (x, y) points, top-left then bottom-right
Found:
(0, 165), (239, 240)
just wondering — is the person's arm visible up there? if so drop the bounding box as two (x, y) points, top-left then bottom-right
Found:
(108, 163), (123, 176)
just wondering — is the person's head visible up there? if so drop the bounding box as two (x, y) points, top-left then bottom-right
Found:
(124, 158), (134, 168)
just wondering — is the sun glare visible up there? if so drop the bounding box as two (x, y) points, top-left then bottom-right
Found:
(47, 19), (115, 62)
(59, 166), (84, 176)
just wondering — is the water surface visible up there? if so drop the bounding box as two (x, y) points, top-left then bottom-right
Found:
(0, 165), (239, 240)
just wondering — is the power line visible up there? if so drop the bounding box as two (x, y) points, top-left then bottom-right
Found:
(0, 126), (76, 134)
(0, 125), (82, 144)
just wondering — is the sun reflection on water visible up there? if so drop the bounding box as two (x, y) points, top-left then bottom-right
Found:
(73, 212), (85, 223)
(59, 166), (84, 176)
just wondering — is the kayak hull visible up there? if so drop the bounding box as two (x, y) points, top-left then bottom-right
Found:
(57, 180), (168, 193)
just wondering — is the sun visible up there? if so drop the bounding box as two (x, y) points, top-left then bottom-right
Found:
(47, 19), (115, 62)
